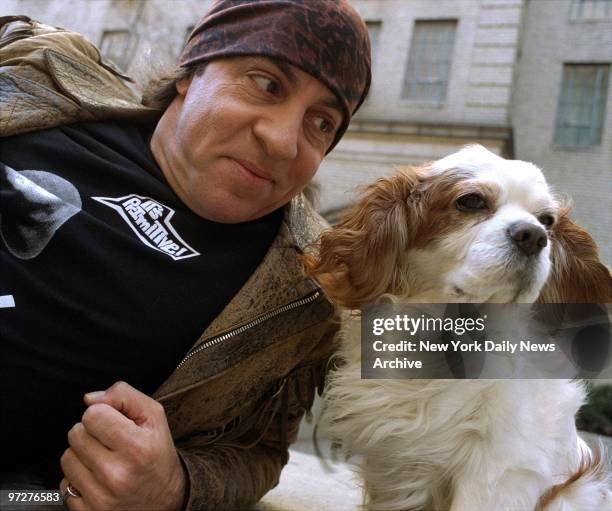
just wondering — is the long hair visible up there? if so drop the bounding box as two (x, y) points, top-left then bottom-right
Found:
(140, 63), (207, 110)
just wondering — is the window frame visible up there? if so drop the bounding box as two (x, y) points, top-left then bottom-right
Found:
(568, 0), (612, 20)
(552, 62), (610, 150)
(99, 29), (134, 71)
(401, 18), (459, 106)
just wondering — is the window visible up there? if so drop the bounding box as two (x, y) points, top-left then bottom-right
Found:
(362, 21), (382, 102)
(554, 64), (610, 147)
(99, 30), (132, 70)
(366, 21), (382, 67)
(402, 20), (457, 103)
(569, 0), (612, 19)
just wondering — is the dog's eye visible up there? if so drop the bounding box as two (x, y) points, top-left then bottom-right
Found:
(538, 214), (555, 228)
(456, 194), (487, 212)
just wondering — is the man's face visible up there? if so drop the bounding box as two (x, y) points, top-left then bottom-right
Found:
(151, 56), (344, 223)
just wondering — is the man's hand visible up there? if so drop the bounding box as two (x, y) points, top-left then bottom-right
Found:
(59, 381), (187, 510)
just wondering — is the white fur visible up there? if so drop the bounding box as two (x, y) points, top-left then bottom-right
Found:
(323, 146), (611, 510)
(407, 146), (556, 304)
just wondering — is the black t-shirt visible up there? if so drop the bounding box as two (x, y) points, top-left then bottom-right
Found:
(0, 121), (283, 483)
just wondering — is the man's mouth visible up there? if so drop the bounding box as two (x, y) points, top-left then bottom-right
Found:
(233, 159), (273, 182)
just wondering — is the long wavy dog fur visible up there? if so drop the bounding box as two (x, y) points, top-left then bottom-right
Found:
(303, 145), (611, 511)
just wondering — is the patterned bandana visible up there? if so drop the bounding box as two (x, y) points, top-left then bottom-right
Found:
(179, 0), (372, 152)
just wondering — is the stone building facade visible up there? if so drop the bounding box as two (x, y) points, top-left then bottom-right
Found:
(3, 0), (610, 263)
(513, 0), (612, 265)
(322, 0), (523, 219)
(2, 0), (214, 81)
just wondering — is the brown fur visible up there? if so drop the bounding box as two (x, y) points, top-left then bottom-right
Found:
(537, 201), (612, 304)
(535, 444), (609, 510)
(302, 165), (489, 309)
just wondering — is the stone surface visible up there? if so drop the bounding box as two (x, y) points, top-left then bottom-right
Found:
(257, 442), (362, 511)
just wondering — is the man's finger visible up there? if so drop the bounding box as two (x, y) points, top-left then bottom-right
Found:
(59, 478), (87, 511)
(80, 403), (140, 450)
(60, 449), (97, 510)
(68, 421), (114, 472)
(84, 381), (160, 426)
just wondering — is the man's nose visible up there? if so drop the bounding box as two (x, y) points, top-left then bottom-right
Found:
(508, 221), (548, 256)
(253, 108), (301, 161)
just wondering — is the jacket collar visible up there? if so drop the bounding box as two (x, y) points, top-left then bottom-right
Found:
(153, 193), (328, 400)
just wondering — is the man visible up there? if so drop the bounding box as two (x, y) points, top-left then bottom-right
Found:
(0, 1), (371, 509)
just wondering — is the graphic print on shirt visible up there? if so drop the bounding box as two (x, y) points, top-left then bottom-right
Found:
(0, 164), (82, 260)
(92, 194), (200, 261)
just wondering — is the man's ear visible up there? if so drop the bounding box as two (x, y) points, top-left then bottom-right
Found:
(176, 75), (193, 97)
(537, 204), (611, 303)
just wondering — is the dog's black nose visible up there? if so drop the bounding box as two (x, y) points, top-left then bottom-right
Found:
(508, 221), (548, 256)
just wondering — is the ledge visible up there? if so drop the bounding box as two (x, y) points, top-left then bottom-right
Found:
(347, 118), (512, 141)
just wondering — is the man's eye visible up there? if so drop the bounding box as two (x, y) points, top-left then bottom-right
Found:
(313, 116), (334, 134)
(252, 75), (280, 95)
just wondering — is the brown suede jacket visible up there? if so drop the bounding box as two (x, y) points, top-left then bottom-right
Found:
(0, 16), (338, 510)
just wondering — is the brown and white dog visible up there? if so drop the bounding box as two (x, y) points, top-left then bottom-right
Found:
(303, 145), (611, 511)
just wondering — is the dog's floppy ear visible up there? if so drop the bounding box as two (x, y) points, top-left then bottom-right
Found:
(302, 168), (420, 309)
(538, 203), (611, 303)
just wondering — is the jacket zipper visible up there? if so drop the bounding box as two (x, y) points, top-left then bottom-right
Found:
(175, 290), (321, 370)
